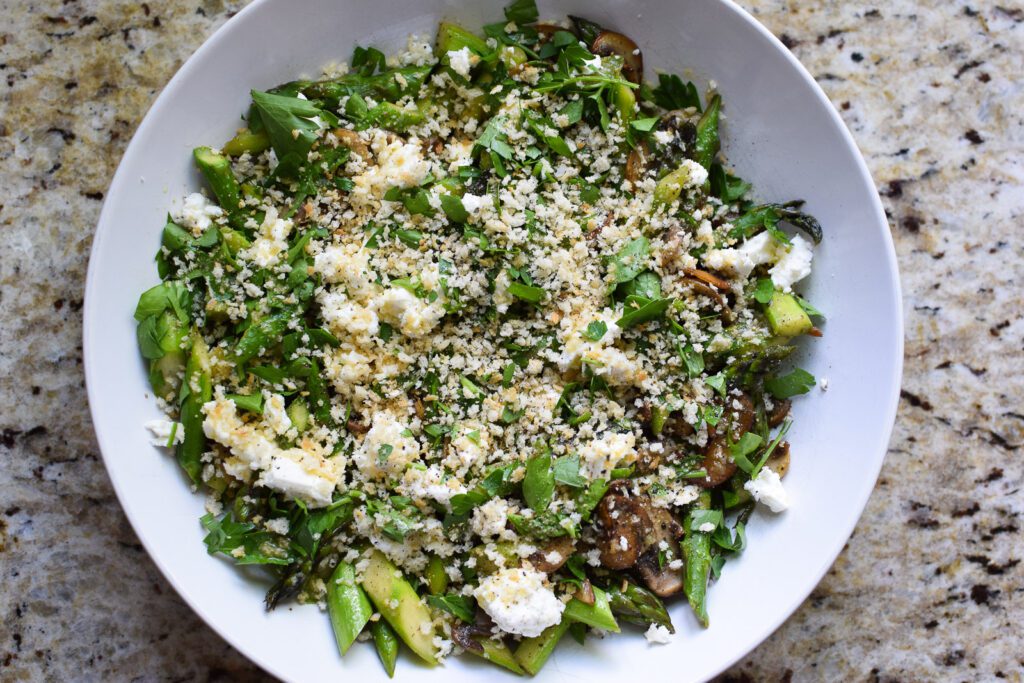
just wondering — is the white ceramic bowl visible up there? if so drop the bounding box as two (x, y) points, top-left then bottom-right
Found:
(84, 0), (902, 680)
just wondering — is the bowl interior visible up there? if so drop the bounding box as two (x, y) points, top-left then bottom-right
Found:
(84, 0), (901, 681)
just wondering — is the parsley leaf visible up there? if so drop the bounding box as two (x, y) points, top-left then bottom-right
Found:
(583, 320), (608, 342)
(524, 452), (555, 511)
(249, 90), (327, 177)
(427, 594), (476, 623)
(764, 368), (816, 398)
(609, 237), (650, 284)
(616, 297), (672, 329)
(504, 0), (539, 24)
(752, 278), (775, 304)
(553, 454), (585, 488)
(652, 73), (702, 112)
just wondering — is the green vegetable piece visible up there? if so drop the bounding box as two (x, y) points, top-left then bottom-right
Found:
(177, 334), (211, 485)
(193, 146), (242, 226)
(286, 399), (310, 432)
(694, 93), (721, 169)
(440, 193), (469, 223)
(474, 637), (525, 675)
(563, 586), (619, 632)
(468, 542), (519, 575)
(682, 491), (713, 627)
(425, 555), (448, 596)
(226, 392), (263, 413)
(249, 90), (325, 177)
(616, 297), (673, 329)
(653, 162), (695, 207)
(513, 620), (570, 675)
(361, 550), (438, 665)
(649, 405), (668, 435)
(435, 22), (489, 56)
(614, 83), (636, 127)
(609, 237), (650, 284)
(765, 368), (816, 399)
(364, 101), (425, 133)
(523, 452), (555, 511)
(606, 581), (674, 632)
(370, 618), (399, 678)
(507, 282), (546, 304)
(765, 291), (813, 337)
(327, 561), (373, 655)
(221, 128), (271, 157)
(234, 311), (293, 365)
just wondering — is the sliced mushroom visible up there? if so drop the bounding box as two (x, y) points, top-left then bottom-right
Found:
(683, 267), (732, 292)
(768, 398), (791, 427)
(346, 414), (369, 436)
(332, 128), (369, 159)
(590, 31), (643, 84)
(596, 484), (651, 570)
(662, 412), (696, 440)
(625, 141), (649, 185)
(765, 441), (791, 478)
(528, 536), (575, 573)
(575, 579), (596, 605)
(696, 436), (737, 488)
(721, 392), (755, 440)
(636, 507), (685, 597)
(683, 276), (733, 323)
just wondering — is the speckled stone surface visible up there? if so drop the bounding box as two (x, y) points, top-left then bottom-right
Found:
(1, 1), (1021, 681)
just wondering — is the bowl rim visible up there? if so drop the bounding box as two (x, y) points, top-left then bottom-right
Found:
(83, 0), (903, 679)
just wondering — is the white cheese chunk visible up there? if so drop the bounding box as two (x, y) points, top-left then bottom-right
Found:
(446, 47), (476, 77)
(263, 393), (292, 436)
(581, 432), (637, 480)
(355, 410), (421, 479)
(245, 207), (293, 268)
(769, 234), (814, 291)
(744, 466), (790, 512)
(373, 286), (445, 338)
(144, 419), (184, 448)
(473, 566), (565, 637)
(175, 192), (223, 235)
(471, 497), (511, 538)
(644, 624), (673, 644)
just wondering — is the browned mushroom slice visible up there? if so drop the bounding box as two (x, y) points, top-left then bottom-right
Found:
(575, 579), (596, 605)
(722, 391), (755, 439)
(662, 412), (696, 440)
(332, 128), (369, 159)
(596, 486), (651, 569)
(768, 398), (791, 427)
(636, 507), (685, 597)
(451, 623), (486, 654)
(683, 276), (733, 323)
(590, 31), (643, 84)
(683, 267), (732, 292)
(346, 414), (369, 436)
(696, 435), (737, 489)
(528, 536), (575, 573)
(624, 140), (648, 185)
(765, 441), (791, 478)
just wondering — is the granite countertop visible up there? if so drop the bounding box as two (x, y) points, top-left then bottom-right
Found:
(1, 1), (1021, 680)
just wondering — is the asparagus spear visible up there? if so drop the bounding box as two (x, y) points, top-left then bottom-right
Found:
(370, 618), (399, 677)
(683, 491), (714, 627)
(326, 561), (373, 655)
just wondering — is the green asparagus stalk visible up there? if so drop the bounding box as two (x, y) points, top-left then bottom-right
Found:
(326, 561), (373, 655)
(683, 491), (713, 626)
